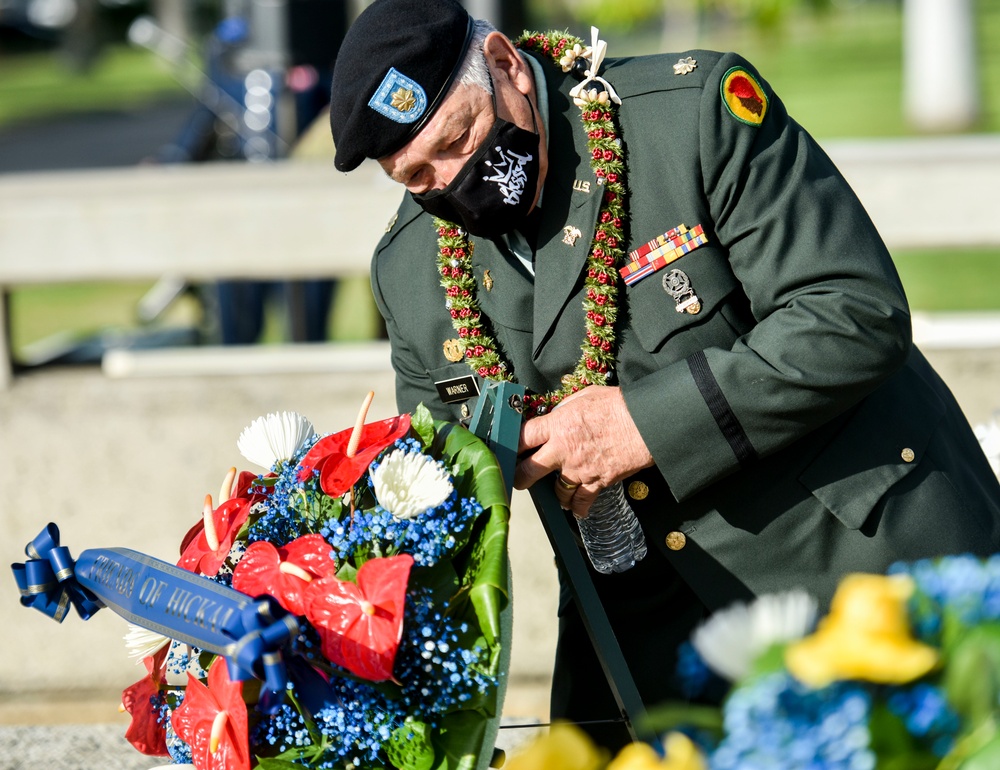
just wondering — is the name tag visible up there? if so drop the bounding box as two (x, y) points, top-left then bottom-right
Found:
(435, 374), (480, 404)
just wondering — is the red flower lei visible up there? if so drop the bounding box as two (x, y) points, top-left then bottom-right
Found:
(436, 30), (627, 420)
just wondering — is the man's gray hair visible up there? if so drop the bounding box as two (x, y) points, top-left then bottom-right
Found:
(454, 18), (497, 94)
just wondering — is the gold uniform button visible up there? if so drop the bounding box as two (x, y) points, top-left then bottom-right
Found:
(901, 447), (915, 463)
(665, 531), (687, 551)
(627, 481), (649, 501)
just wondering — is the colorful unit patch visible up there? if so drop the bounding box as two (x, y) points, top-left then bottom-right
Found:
(368, 67), (427, 124)
(620, 224), (708, 287)
(721, 67), (768, 126)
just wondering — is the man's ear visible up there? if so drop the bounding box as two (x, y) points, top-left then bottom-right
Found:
(484, 32), (532, 96)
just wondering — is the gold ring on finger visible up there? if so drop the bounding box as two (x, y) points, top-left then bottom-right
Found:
(557, 475), (579, 491)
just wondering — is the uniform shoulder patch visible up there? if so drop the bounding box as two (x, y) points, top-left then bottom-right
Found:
(720, 66), (768, 126)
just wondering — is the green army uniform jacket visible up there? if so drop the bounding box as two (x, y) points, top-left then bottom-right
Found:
(371, 49), (1000, 643)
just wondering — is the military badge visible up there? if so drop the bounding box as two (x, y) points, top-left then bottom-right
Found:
(368, 67), (428, 124)
(721, 66), (768, 126)
(620, 224), (708, 287)
(662, 269), (701, 315)
(673, 56), (697, 76)
(483, 270), (494, 292)
(442, 339), (464, 362)
(562, 225), (582, 246)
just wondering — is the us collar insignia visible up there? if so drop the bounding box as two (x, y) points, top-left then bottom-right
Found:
(721, 66), (768, 126)
(620, 224), (708, 287)
(673, 56), (697, 75)
(368, 67), (427, 124)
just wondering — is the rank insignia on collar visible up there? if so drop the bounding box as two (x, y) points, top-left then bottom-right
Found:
(721, 66), (768, 126)
(562, 225), (583, 246)
(620, 223), (708, 287)
(442, 338), (464, 362)
(673, 56), (697, 75)
(385, 213), (398, 233)
(483, 270), (494, 292)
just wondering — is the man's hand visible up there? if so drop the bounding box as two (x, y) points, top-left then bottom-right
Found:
(514, 386), (654, 518)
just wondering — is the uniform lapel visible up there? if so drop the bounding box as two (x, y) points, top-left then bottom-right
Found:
(531, 76), (604, 360)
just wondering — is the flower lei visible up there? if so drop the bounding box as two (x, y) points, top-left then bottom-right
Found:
(436, 29), (627, 419)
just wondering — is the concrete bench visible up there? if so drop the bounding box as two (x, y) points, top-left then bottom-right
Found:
(0, 159), (403, 387)
(3, 136), (1000, 387)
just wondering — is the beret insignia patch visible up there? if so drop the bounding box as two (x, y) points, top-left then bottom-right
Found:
(721, 67), (768, 126)
(368, 67), (428, 124)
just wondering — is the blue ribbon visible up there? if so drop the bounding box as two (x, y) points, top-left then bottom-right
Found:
(12, 523), (104, 622)
(11, 523), (316, 713)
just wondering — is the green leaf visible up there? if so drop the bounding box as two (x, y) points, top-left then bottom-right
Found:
(944, 624), (1000, 725)
(256, 757), (312, 769)
(432, 711), (488, 770)
(412, 403), (437, 449)
(637, 702), (724, 736)
(336, 561), (358, 583)
(467, 505), (510, 652)
(432, 420), (510, 652)
(387, 721), (437, 770)
(867, 702), (938, 770)
(951, 730), (1000, 770)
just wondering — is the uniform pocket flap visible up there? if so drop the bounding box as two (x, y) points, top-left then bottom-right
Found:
(624, 244), (740, 353)
(799, 374), (945, 530)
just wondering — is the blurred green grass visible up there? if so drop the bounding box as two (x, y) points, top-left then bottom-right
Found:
(4, 2), (1000, 359)
(0, 46), (186, 128)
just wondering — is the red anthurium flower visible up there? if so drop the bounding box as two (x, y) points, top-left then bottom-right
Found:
(178, 496), (251, 577)
(122, 645), (170, 756)
(231, 534), (338, 615)
(172, 658), (250, 770)
(180, 472), (270, 556)
(297, 414), (411, 496)
(304, 554), (414, 682)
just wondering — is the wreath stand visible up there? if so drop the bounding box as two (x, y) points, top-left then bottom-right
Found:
(468, 380), (660, 747)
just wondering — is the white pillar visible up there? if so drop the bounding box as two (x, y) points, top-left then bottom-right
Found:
(903, 0), (980, 132)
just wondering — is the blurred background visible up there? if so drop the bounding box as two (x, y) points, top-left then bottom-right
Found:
(2, 0), (1000, 763)
(1, 0), (999, 359)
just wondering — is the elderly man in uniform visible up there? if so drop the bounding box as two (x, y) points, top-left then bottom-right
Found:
(328, 0), (1000, 748)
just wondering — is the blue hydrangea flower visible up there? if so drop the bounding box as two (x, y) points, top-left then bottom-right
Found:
(709, 672), (875, 770)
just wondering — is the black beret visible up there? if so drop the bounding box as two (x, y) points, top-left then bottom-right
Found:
(330, 0), (475, 172)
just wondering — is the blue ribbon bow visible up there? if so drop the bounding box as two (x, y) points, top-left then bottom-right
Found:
(11, 524), (104, 622)
(227, 596), (303, 714)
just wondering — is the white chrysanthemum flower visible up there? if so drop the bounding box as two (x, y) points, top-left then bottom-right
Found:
(975, 416), (1000, 477)
(692, 590), (818, 682)
(370, 449), (453, 520)
(237, 411), (315, 470)
(124, 622), (170, 661)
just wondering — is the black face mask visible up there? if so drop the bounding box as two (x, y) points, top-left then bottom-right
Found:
(412, 91), (540, 238)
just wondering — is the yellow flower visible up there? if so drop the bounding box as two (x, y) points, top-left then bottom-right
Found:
(607, 734), (706, 770)
(504, 722), (607, 770)
(785, 573), (938, 688)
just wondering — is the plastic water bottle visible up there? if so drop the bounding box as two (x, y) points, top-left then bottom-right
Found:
(575, 481), (648, 574)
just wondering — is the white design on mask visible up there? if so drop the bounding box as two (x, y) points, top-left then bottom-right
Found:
(483, 146), (534, 205)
